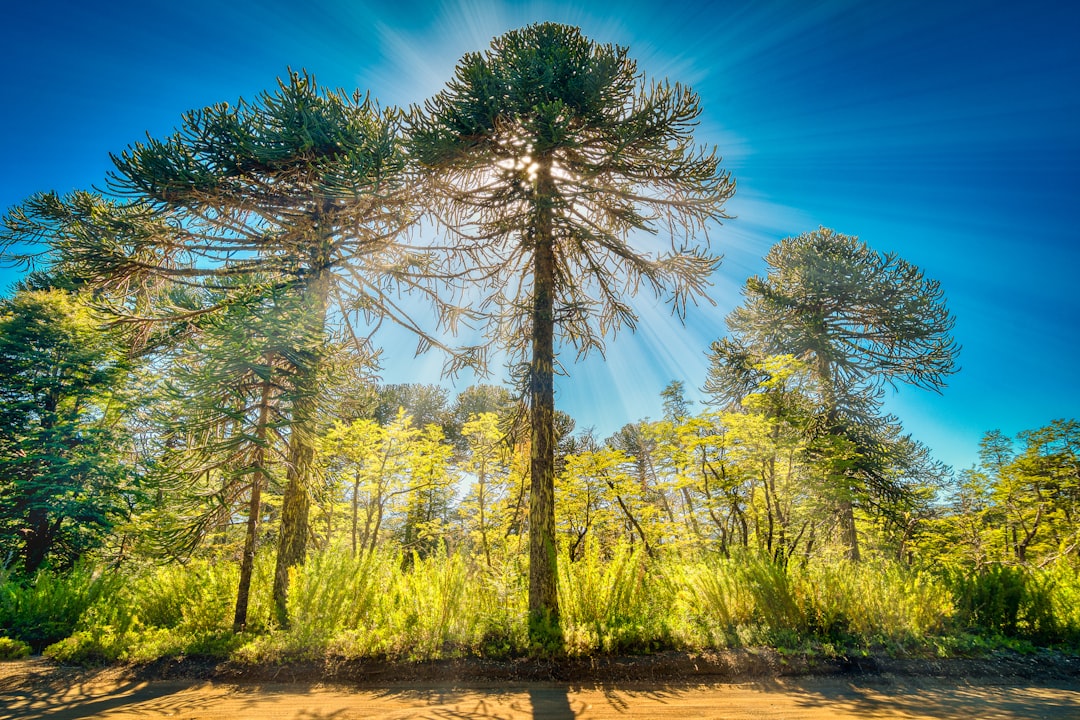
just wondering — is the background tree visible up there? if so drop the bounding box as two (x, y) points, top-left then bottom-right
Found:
(723, 227), (958, 559)
(459, 411), (512, 567)
(148, 283), (302, 631)
(409, 22), (734, 635)
(318, 410), (418, 557)
(0, 288), (134, 573)
(661, 380), (693, 422)
(400, 423), (458, 560)
(979, 421), (1079, 565)
(373, 384), (452, 434)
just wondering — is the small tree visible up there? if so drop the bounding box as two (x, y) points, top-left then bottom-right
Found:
(409, 22), (734, 636)
(459, 412), (511, 567)
(149, 283), (302, 631)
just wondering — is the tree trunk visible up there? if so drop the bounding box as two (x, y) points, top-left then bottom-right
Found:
(23, 505), (52, 575)
(234, 376), (273, 632)
(838, 498), (860, 562)
(816, 354), (861, 562)
(273, 265), (330, 626)
(528, 160), (560, 640)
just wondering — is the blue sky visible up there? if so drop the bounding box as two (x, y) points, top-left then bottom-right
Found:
(2, 0), (1077, 472)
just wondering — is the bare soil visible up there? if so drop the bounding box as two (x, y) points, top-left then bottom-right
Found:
(2, 651), (1078, 719)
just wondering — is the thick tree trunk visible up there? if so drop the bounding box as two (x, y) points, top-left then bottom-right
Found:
(273, 266), (330, 626)
(233, 376), (273, 633)
(839, 498), (861, 562)
(23, 505), (52, 575)
(274, 431), (314, 625)
(528, 162), (560, 640)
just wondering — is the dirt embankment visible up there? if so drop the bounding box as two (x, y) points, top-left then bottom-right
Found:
(3, 648), (1079, 688)
(110, 647), (1080, 686)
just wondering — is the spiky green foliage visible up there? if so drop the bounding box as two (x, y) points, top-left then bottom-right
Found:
(729, 227), (958, 396)
(716, 228), (958, 559)
(0, 565), (120, 651)
(0, 70), (470, 624)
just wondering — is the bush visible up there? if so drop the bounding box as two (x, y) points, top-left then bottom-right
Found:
(0, 566), (119, 651)
(945, 564), (1074, 642)
(0, 637), (31, 660)
(560, 541), (672, 654)
(800, 561), (953, 645)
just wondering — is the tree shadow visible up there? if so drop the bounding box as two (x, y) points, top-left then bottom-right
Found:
(5, 665), (1078, 720)
(1, 676), (211, 720)
(775, 677), (1080, 720)
(526, 687), (575, 719)
(367, 684), (578, 719)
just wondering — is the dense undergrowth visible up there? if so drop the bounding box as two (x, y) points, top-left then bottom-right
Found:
(2, 545), (1078, 665)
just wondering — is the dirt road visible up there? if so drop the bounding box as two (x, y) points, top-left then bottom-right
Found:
(2, 658), (1078, 719)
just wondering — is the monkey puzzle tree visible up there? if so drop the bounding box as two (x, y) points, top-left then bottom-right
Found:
(1, 71), (463, 623)
(724, 227), (959, 559)
(409, 23), (734, 634)
(150, 282), (306, 632)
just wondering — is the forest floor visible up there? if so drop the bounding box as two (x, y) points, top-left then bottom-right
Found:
(2, 650), (1079, 719)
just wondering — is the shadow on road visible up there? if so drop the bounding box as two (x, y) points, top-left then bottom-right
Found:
(3, 661), (1079, 719)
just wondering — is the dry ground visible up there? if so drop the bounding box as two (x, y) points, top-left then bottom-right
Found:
(2, 652), (1078, 719)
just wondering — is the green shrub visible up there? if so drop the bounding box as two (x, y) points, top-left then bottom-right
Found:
(672, 552), (806, 648)
(743, 555), (804, 635)
(560, 541), (672, 654)
(285, 548), (389, 655)
(133, 559), (240, 634)
(1045, 562), (1080, 645)
(799, 561), (953, 646)
(0, 566), (120, 651)
(388, 548), (475, 659)
(946, 564), (1067, 640)
(0, 636), (31, 660)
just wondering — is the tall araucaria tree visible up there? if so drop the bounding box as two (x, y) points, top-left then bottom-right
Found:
(723, 227), (959, 560)
(1, 71), (472, 623)
(408, 23), (735, 636)
(150, 282), (306, 632)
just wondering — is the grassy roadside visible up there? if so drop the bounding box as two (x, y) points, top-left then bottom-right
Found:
(2, 546), (1078, 668)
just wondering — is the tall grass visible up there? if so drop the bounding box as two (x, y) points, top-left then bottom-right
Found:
(239, 546), (529, 662)
(42, 557), (268, 664)
(672, 553), (801, 647)
(559, 540), (673, 654)
(18, 544), (1080, 665)
(946, 562), (1080, 645)
(0, 565), (119, 652)
(669, 552), (953, 650)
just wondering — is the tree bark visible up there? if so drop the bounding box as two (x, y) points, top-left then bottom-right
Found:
(233, 375), (272, 632)
(528, 160), (560, 638)
(273, 265), (330, 626)
(23, 505), (53, 575)
(817, 354), (861, 562)
(838, 498), (860, 562)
